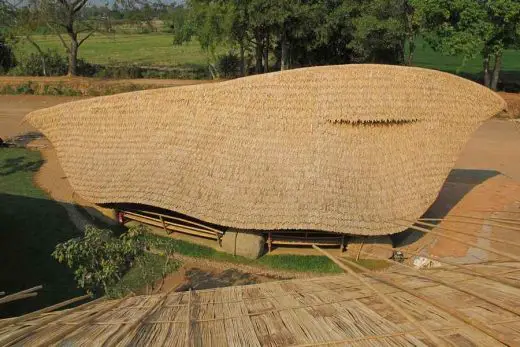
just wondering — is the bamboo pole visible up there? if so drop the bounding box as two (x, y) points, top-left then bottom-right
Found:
(419, 217), (520, 233)
(291, 327), (464, 347)
(317, 248), (512, 345)
(124, 209), (222, 234)
(413, 220), (520, 249)
(395, 221), (520, 262)
(370, 244), (520, 289)
(107, 288), (176, 346)
(185, 289), (192, 346)
(1, 296), (107, 347)
(498, 268), (520, 276)
(126, 213), (219, 240)
(31, 297), (129, 347)
(358, 248), (520, 318)
(0, 293), (38, 304)
(312, 245), (447, 346)
(0, 294), (91, 330)
(159, 215), (169, 234)
(125, 211), (218, 236)
(0, 286), (42, 305)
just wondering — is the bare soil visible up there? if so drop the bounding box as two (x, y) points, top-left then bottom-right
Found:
(2, 93), (520, 263)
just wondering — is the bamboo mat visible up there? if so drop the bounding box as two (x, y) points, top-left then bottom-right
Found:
(2, 262), (520, 346)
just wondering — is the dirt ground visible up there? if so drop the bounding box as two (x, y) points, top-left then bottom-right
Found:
(2, 93), (520, 263)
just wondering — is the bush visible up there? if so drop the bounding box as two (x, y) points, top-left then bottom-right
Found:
(216, 52), (241, 78)
(0, 36), (16, 74)
(52, 225), (148, 295)
(9, 49), (99, 77)
(95, 65), (144, 79)
(10, 50), (67, 76)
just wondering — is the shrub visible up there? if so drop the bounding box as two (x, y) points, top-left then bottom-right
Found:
(52, 225), (148, 295)
(0, 36), (16, 74)
(216, 52), (241, 78)
(10, 50), (67, 76)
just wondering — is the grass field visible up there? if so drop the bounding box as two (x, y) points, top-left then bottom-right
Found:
(411, 38), (520, 77)
(14, 33), (218, 68)
(0, 148), (84, 317)
(14, 34), (520, 78)
(143, 233), (390, 274)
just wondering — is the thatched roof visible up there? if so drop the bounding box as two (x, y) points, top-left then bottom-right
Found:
(1, 261), (520, 346)
(26, 65), (506, 235)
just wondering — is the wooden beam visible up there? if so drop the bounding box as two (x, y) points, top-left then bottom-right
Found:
(1, 297), (107, 346)
(414, 220), (520, 249)
(0, 294), (91, 330)
(123, 209), (223, 234)
(419, 217), (520, 233)
(378, 245), (520, 289)
(316, 247), (512, 346)
(359, 248), (520, 318)
(312, 245), (447, 346)
(0, 286), (42, 305)
(395, 221), (520, 262)
(185, 289), (192, 346)
(0, 293), (38, 304)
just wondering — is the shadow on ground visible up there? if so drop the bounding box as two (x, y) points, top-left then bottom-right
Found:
(176, 268), (261, 291)
(393, 168), (501, 247)
(0, 193), (87, 318)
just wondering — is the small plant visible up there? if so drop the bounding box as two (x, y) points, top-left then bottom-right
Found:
(216, 52), (241, 78)
(52, 225), (147, 295)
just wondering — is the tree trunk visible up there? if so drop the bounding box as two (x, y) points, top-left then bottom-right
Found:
(255, 30), (263, 74)
(490, 53), (502, 91)
(263, 34), (269, 73)
(483, 55), (491, 88)
(239, 40), (246, 76)
(280, 30), (288, 71)
(68, 37), (79, 76)
(407, 35), (415, 66)
(27, 36), (47, 76)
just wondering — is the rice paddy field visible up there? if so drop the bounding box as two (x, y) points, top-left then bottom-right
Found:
(13, 33), (217, 68)
(13, 34), (520, 77)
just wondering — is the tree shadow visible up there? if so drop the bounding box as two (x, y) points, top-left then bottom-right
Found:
(175, 267), (260, 291)
(7, 131), (44, 147)
(393, 169), (501, 247)
(0, 156), (44, 176)
(459, 70), (520, 92)
(0, 193), (86, 318)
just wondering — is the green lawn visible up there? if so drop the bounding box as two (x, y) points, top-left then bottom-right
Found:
(143, 233), (390, 274)
(0, 148), (84, 317)
(14, 33), (216, 68)
(411, 37), (520, 75)
(15, 34), (520, 76)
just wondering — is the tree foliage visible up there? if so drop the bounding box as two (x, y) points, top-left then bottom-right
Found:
(52, 225), (147, 295)
(412, 0), (520, 89)
(173, 0), (411, 76)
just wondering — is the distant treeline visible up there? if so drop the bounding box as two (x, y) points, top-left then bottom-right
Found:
(0, 0), (519, 90)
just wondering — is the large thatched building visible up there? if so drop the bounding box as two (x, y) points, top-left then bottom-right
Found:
(26, 65), (505, 237)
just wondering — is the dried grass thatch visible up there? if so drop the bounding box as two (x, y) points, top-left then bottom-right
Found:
(26, 64), (506, 235)
(2, 261), (520, 346)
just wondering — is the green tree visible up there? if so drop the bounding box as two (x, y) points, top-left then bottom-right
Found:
(412, 0), (520, 90)
(52, 225), (147, 295)
(172, 0), (234, 78)
(348, 0), (408, 64)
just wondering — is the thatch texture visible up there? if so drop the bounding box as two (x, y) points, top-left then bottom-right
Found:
(26, 65), (506, 235)
(2, 262), (520, 346)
